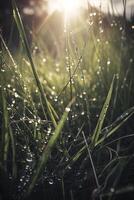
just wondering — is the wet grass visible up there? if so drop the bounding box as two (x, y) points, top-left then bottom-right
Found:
(0, 0), (134, 200)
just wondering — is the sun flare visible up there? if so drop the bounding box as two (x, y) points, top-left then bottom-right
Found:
(48, 0), (82, 17)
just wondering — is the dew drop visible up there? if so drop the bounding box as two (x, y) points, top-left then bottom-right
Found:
(110, 188), (115, 193)
(48, 179), (54, 185)
(65, 107), (71, 112)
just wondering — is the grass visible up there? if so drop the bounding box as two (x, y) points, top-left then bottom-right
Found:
(0, 0), (134, 200)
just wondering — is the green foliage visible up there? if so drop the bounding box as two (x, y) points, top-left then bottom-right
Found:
(0, 1), (134, 199)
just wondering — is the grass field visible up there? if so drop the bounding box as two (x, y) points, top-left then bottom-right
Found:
(0, 0), (134, 200)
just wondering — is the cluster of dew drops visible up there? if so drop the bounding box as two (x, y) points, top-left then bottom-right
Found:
(0, 56), (55, 196)
(1, 7), (134, 199)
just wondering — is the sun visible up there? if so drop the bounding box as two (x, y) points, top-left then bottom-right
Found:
(48, 0), (82, 17)
(62, 0), (81, 14)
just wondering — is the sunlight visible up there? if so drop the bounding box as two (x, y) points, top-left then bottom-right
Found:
(62, 0), (81, 15)
(48, 0), (82, 17)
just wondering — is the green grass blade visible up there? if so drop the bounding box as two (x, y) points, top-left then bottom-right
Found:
(26, 99), (75, 196)
(12, 0), (57, 127)
(48, 101), (59, 120)
(61, 178), (66, 200)
(0, 86), (17, 178)
(63, 146), (86, 172)
(82, 132), (100, 193)
(0, 34), (17, 68)
(9, 125), (17, 178)
(0, 88), (10, 170)
(91, 77), (115, 146)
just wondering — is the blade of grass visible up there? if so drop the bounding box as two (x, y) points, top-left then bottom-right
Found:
(48, 101), (59, 120)
(9, 125), (17, 178)
(82, 132), (102, 200)
(0, 88), (10, 171)
(62, 178), (66, 200)
(0, 34), (17, 68)
(96, 107), (134, 146)
(52, 123), (85, 175)
(70, 190), (74, 200)
(12, 0), (57, 127)
(26, 98), (75, 196)
(0, 85), (17, 178)
(91, 77), (115, 146)
(101, 134), (134, 148)
(101, 186), (134, 197)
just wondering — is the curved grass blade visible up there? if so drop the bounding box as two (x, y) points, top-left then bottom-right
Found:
(12, 0), (57, 127)
(96, 106), (134, 146)
(101, 186), (134, 197)
(26, 99), (75, 196)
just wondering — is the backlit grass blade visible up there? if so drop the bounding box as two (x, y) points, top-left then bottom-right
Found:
(48, 102), (59, 120)
(12, 0), (57, 127)
(26, 99), (75, 196)
(91, 77), (115, 146)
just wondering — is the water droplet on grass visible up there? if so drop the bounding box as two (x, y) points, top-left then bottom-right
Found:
(26, 157), (33, 162)
(107, 60), (111, 65)
(65, 107), (71, 112)
(48, 179), (54, 185)
(81, 112), (85, 116)
(110, 188), (115, 193)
